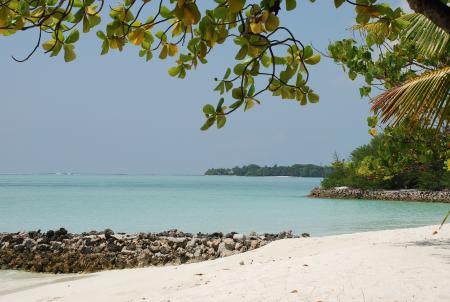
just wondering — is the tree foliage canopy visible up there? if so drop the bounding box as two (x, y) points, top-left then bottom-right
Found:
(328, 8), (449, 131)
(321, 124), (450, 190)
(2, 0), (448, 130)
(205, 163), (333, 177)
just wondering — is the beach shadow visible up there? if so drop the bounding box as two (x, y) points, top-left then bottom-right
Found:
(405, 239), (450, 249)
(0, 274), (93, 296)
(400, 239), (450, 264)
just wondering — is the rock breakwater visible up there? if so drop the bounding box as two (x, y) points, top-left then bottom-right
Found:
(0, 228), (308, 273)
(309, 187), (450, 203)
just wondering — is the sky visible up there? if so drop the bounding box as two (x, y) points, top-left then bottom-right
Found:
(0, 0), (406, 175)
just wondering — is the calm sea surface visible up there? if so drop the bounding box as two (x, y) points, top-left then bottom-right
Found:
(0, 175), (448, 236)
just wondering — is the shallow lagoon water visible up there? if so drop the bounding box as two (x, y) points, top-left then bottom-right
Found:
(0, 175), (448, 235)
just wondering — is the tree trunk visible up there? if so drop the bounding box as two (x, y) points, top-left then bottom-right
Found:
(406, 0), (450, 34)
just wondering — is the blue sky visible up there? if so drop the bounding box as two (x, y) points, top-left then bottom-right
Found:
(0, 1), (405, 174)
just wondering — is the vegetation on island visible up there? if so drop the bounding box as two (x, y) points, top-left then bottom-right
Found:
(205, 164), (332, 177)
(321, 124), (450, 190)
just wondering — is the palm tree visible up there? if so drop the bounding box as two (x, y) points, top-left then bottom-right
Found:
(367, 13), (450, 130)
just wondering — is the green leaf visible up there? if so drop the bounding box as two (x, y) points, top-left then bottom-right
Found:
(304, 53), (321, 65)
(274, 56), (286, 65)
(229, 0), (245, 14)
(229, 100), (243, 109)
(286, 0), (297, 11)
(83, 15), (90, 33)
(244, 99), (255, 111)
(160, 6), (172, 18)
(233, 63), (246, 75)
(65, 29), (79, 44)
(203, 104), (215, 115)
(225, 81), (233, 92)
(261, 54), (272, 67)
(200, 117), (215, 131)
(168, 66), (180, 76)
(50, 42), (62, 57)
(101, 40), (109, 55)
(232, 88), (244, 99)
(96, 31), (106, 40)
(302, 45), (313, 59)
(265, 13), (279, 32)
(89, 15), (101, 28)
(298, 93), (307, 105)
(307, 92), (319, 103)
(248, 84), (255, 96)
(334, 0), (345, 8)
(146, 50), (153, 61)
(155, 31), (167, 41)
(224, 68), (231, 79)
(216, 98), (225, 111)
(214, 82), (225, 94)
(214, 6), (228, 19)
(42, 39), (56, 51)
(159, 45), (168, 59)
(216, 115), (226, 129)
(367, 116), (378, 128)
(63, 44), (76, 62)
(235, 45), (248, 60)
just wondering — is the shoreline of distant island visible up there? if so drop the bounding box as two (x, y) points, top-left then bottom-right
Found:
(204, 164), (332, 178)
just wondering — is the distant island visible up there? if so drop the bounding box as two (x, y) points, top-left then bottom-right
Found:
(204, 164), (333, 177)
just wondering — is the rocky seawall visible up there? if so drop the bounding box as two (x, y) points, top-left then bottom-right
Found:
(0, 228), (309, 273)
(309, 187), (450, 203)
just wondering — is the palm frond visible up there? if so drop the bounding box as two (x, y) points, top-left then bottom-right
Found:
(351, 19), (390, 38)
(352, 13), (450, 59)
(401, 13), (450, 59)
(371, 66), (450, 129)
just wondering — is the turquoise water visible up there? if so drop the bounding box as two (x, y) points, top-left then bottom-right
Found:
(0, 175), (448, 236)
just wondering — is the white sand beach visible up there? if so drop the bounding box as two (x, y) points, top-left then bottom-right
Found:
(1, 225), (449, 302)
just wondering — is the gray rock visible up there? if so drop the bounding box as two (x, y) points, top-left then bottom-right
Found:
(80, 246), (93, 254)
(185, 238), (197, 249)
(159, 244), (171, 255)
(149, 242), (160, 253)
(193, 247), (202, 258)
(217, 241), (235, 257)
(104, 229), (115, 239)
(23, 238), (35, 249)
(233, 234), (246, 240)
(223, 238), (235, 250)
(13, 244), (25, 252)
(0, 228), (304, 273)
(106, 242), (122, 252)
(137, 250), (152, 266)
(249, 240), (259, 250)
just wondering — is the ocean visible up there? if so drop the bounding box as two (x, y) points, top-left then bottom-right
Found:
(0, 175), (448, 236)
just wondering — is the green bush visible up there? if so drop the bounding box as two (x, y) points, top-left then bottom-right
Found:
(322, 125), (450, 190)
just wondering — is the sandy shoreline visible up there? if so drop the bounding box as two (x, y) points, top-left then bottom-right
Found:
(1, 224), (449, 302)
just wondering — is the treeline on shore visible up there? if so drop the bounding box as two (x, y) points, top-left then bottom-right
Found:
(321, 125), (450, 191)
(205, 164), (333, 177)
